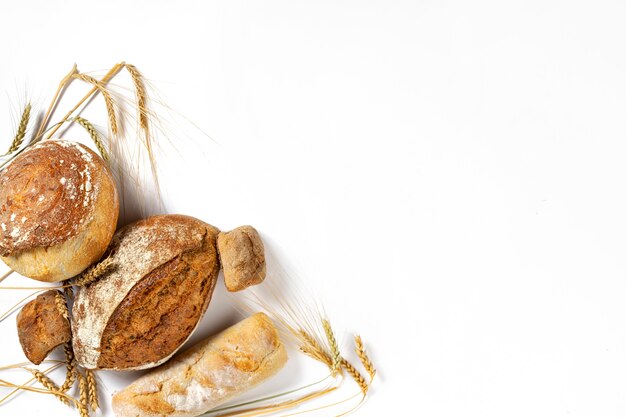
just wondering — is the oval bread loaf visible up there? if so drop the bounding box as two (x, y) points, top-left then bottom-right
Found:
(0, 139), (119, 282)
(112, 312), (288, 417)
(72, 214), (220, 371)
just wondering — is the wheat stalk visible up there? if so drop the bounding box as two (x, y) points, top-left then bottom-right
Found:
(6, 103), (31, 154)
(26, 368), (70, 406)
(54, 291), (69, 321)
(73, 117), (109, 162)
(354, 335), (376, 380)
(72, 73), (118, 137)
(124, 64), (149, 132)
(73, 257), (114, 287)
(44, 63), (123, 140)
(322, 319), (341, 376)
(59, 343), (76, 393)
(123, 63), (162, 206)
(85, 370), (99, 411)
(298, 329), (333, 369)
(77, 371), (89, 417)
(340, 359), (368, 395)
(63, 280), (74, 301)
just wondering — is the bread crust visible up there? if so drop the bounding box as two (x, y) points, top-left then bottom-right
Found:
(0, 140), (119, 282)
(72, 214), (220, 371)
(112, 313), (288, 417)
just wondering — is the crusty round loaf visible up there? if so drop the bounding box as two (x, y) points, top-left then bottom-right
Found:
(0, 139), (119, 282)
(72, 214), (221, 371)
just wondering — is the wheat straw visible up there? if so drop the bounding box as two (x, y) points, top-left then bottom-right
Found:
(0, 289), (48, 323)
(72, 73), (118, 136)
(0, 363), (64, 405)
(63, 280), (74, 300)
(205, 386), (339, 417)
(123, 63), (162, 206)
(35, 64), (77, 141)
(0, 269), (14, 284)
(45, 63), (124, 140)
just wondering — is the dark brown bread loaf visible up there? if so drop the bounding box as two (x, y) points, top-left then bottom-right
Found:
(0, 139), (119, 282)
(16, 290), (71, 365)
(72, 214), (220, 370)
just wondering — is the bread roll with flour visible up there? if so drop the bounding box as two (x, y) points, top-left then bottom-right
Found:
(112, 313), (288, 417)
(72, 214), (221, 371)
(0, 139), (118, 282)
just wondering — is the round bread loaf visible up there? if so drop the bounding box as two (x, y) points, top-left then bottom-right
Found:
(72, 214), (221, 371)
(0, 139), (119, 282)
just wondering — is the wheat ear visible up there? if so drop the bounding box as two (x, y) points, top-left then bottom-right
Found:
(6, 103), (31, 154)
(341, 358), (369, 395)
(354, 335), (376, 380)
(123, 63), (161, 205)
(72, 73), (118, 136)
(59, 343), (76, 392)
(124, 64), (149, 132)
(322, 319), (341, 376)
(77, 371), (89, 417)
(73, 117), (108, 162)
(27, 368), (70, 406)
(85, 370), (99, 411)
(73, 257), (114, 287)
(54, 290), (69, 321)
(298, 329), (333, 370)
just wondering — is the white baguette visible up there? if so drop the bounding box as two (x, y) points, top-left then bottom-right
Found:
(112, 313), (288, 417)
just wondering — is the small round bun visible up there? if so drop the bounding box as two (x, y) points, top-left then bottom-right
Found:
(0, 139), (119, 282)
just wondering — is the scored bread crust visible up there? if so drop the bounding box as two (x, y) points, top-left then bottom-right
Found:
(0, 140), (119, 282)
(112, 313), (288, 417)
(72, 214), (221, 371)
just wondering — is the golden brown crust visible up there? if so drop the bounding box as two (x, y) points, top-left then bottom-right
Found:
(0, 140), (98, 254)
(97, 229), (219, 369)
(72, 214), (221, 371)
(217, 226), (266, 292)
(0, 139), (119, 282)
(16, 290), (71, 365)
(111, 313), (288, 417)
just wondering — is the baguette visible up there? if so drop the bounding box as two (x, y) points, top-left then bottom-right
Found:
(112, 312), (288, 417)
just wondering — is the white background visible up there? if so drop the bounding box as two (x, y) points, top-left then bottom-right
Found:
(1, 1), (626, 416)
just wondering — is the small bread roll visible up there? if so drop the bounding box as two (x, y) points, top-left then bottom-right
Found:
(0, 140), (119, 282)
(112, 313), (288, 417)
(217, 225), (266, 292)
(16, 290), (71, 365)
(72, 214), (221, 371)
